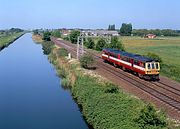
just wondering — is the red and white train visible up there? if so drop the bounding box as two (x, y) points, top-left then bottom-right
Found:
(102, 48), (160, 80)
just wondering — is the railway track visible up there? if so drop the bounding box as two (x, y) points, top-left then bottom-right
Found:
(51, 37), (180, 115)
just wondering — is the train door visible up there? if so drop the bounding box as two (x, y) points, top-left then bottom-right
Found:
(130, 58), (134, 68)
(118, 54), (120, 59)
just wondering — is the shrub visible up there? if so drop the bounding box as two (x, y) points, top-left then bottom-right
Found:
(42, 41), (54, 55)
(135, 104), (167, 129)
(57, 66), (68, 78)
(146, 53), (162, 63)
(79, 54), (94, 69)
(85, 38), (95, 49)
(62, 77), (71, 88)
(69, 30), (80, 44)
(107, 36), (125, 51)
(63, 36), (70, 41)
(103, 83), (119, 94)
(96, 38), (107, 51)
(51, 30), (61, 38)
(57, 48), (68, 57)
(42, 31), (51, 41)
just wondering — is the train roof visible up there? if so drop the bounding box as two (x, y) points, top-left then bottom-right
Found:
(103, 48), (157, 62)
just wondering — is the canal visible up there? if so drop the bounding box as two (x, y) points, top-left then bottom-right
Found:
(0, 33), (89, 129)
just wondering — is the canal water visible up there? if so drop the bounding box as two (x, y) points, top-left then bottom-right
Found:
(0, 33), (89, 129)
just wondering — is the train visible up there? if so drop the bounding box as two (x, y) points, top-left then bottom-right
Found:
(102, 48), (160, 80)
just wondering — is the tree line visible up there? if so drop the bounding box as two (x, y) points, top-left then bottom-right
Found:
(132, 29), (180, 36)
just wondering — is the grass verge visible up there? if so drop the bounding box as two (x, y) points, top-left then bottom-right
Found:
(0, 32), (24, 51)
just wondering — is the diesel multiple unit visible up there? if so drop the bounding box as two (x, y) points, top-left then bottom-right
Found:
(102, 48), (160, 80)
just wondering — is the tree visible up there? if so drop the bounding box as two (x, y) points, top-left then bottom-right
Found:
(96, 38), (107, 51)
(43, 31), (51, 41)
(69, 30), (80, 44)
(51, 30), (61, 38)
(120, 23), (132, 36)
(85, 38), (95, 49)
(108, 36), (125, 51)
(80, 54), (94, 69)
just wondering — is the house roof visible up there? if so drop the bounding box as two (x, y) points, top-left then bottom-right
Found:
(103, 48), (156, 62)
(146, 34), (156, 36)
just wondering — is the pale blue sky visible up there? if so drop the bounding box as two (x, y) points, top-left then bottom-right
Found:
(0, 0), (180, 29)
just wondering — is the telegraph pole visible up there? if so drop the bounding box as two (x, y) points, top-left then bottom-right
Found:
(77, 36), (80, 59)
(77, 35), (84, 60)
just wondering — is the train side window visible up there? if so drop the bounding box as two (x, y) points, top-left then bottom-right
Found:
(148, 63), (151, 69)
(134, 60), (138, 65)
(152, 63), (155, 69)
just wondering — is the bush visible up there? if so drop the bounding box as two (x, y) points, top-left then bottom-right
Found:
(57, 48), (68, 57)
(63, 36), (70, 41)
(62, 77), (71, 88)
(135, 104), (167, 129)
(42, 31), (51, 41)
(96, 38), (107, 51)
(85, 38), (95, 49)
(51, 30), (61, 38)
(146, 53), (162, 63)
(42, 41), (54, 55)
(161, 64), (180, 82)
(107, 36), (125, 51)
(104, 83), (119, 94)
(80, 54), (94, 69)
(69, 30), (80, 44)
(72, 75), (144, 129)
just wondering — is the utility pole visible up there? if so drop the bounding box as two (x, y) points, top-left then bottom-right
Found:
(77, 34), (84, 60)
(77, 33), (111, 59)
(77, 36), (80, 59)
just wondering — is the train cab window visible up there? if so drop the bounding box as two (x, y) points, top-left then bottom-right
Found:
(152, 63), (155, 69)
(148, 63), (151, 69)
(156, 63), (159, 69)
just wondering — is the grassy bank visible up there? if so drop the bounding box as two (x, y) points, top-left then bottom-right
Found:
(47, 46), (173, 129)
(0, 32), (24, 51)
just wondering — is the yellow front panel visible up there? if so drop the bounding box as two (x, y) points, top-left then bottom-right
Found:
(145, 62), (160, 75)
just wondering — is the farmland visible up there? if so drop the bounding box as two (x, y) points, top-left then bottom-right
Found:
(121, 36), (180, 82)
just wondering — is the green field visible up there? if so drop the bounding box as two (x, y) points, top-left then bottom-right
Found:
(0, 32), (24, 50)
(121, 36), (180, 82)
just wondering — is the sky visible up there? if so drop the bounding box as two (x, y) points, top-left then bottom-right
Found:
(0, 0), (180, 29)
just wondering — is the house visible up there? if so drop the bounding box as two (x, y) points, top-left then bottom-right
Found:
(145, 34), (156, 39)
(61, 29), (71, 36)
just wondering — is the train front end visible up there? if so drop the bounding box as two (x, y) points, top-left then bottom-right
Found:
(144, 62), (160, 80)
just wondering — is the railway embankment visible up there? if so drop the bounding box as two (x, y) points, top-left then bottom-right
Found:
(0, 32), (25, 51)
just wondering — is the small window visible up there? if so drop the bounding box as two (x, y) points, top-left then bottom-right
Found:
(148, 63), (151, 69)
(134, 60), (138, 65)
(152, 63), (155, 69)
(156, 63), (159, 69)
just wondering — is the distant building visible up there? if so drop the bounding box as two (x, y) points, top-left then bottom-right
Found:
(82, 30), (119, 37)
(61, 29), (71, 36)
(145, 34), (156, 39)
